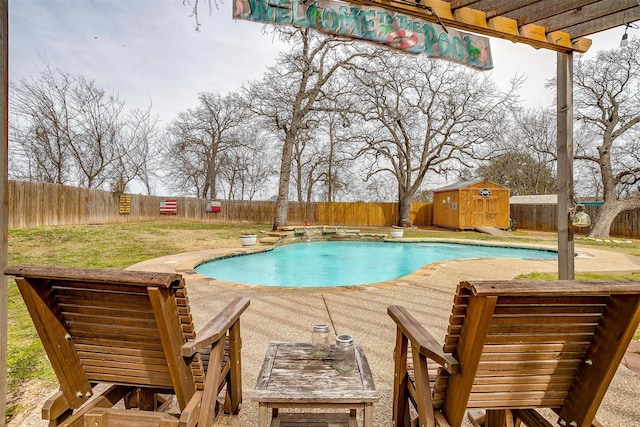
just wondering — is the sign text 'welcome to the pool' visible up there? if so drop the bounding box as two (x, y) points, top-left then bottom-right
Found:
(233, 0), (493, 70)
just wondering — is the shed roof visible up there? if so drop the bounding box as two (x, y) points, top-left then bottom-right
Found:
(433, 179), (505, 192)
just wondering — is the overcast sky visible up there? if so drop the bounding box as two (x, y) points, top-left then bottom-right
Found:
(9, 0), (288, 125)
(10, 0), (632, 126)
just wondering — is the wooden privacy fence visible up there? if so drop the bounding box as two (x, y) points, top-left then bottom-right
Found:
(11, 181), (639, 239)
(7, 180), (433, 229)
(510, 204), (640, 239)
(510, 204), (558, 233)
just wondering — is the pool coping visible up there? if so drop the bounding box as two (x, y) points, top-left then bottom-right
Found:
(129, 238), (571, 292)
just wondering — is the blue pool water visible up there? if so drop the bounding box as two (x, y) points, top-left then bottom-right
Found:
(195, 241), (556, 288)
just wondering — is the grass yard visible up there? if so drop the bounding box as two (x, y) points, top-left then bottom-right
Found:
(5, 221), (640, 422)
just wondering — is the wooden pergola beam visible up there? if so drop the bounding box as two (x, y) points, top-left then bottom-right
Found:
(348, 0), (592, 52)
(448, 0), (640, 39)
(500, 0), (611, 26)
(451, 0), (632, 21)
(531, 0), (640, 35)
(559, 8), (640, 38)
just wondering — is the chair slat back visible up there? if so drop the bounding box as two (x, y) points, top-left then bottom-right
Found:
(439, 280), (640, 427)
(8, 265), (201, 410)
(55, 279), (175, 387)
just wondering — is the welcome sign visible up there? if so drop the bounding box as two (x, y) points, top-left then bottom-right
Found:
(233, 0), (493, 70)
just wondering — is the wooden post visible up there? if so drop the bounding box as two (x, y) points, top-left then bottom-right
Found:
(557, 51), (575, 280)
(1, 0), (8, 423)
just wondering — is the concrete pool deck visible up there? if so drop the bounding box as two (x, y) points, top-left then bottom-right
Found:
(122, 239), (640, 427)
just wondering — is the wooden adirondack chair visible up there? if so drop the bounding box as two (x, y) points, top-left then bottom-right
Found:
(388, 280), (640, 427)
(5, 264), (250, 427)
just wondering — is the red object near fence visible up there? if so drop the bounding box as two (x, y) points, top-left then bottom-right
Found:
(160, 198), (177, 215)
(206, 200), (221, 213)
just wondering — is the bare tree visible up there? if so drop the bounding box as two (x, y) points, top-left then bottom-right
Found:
(478, 152), (556, 196)
(218, 139), (277, 201)
(291, 119), (319, 202)
(69, 77), (125, 188)
(163, 91), (247, 197)
(183, 0), (215, 32)
(10, 63), (160, 192)
(480, 107), (557, 195)
(300, 76), (362, 203)
(509, 107), (557, 166)
(350, 52), (516, 226)
(292, 110), (356, 202)
(162, 123), (208, 197)
(318, 113), (349, 202)
(10, 64), (74, 184)
(573, 39), (640, 237)
(110, 107), (162, 194)
(246, 28), (381, 229)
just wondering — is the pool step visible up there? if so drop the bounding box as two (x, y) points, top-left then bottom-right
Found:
(267, 231), (289, 237)
(260, 236), (281, 245)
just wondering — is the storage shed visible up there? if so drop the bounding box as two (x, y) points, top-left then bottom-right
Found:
(432, 180), (510, 230)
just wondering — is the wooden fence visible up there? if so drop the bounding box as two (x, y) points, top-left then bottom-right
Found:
(510, 204), (558, 233)
(510, 204), (640, 239)
(10, 181), (639, 239)
(7, 180), (433, 228)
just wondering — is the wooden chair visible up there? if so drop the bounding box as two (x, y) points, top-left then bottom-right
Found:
(5, 264), (250, 427)
(388, 280), (640, 427)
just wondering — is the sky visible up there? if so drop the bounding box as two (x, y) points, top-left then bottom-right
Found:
(9, 0), (634, 126)
(9, 0), (288, 126)
(7, 0), (636, 198)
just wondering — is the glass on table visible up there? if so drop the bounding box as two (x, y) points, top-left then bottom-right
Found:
(334, 334), (356, 373)
(311, 324), (330, 359)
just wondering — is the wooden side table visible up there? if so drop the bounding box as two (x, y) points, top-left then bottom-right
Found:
(252, 341), (379, 427)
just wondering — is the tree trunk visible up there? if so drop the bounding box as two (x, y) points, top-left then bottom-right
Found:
(273, 133), (296, 230)
(398, 195), (412, 227)
(587, 201), (623, 238)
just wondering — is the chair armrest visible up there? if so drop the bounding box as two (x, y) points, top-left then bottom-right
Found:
(388, 305), (459, 373)
(181, 297), (250, 357)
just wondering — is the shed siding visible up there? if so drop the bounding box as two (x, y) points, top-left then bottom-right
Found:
(433, 180), (510, 229)
(433, 190), (460, 229)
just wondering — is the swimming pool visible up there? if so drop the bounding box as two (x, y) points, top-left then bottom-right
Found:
(195, 241), (556, 287)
